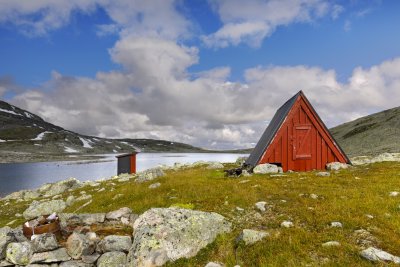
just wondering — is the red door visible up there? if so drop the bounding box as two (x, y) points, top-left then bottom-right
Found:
(293, 124), (312, 160)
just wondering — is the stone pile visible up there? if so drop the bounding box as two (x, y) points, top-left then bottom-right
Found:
(0, 207), (231, 267)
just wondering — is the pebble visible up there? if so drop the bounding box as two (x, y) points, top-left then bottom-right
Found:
(330, 222), (343, 228)
(322, 241), (340, 247)
(281, 221), (294, 228)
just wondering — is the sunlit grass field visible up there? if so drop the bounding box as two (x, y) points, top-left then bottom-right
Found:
(1, 162), (400, 266)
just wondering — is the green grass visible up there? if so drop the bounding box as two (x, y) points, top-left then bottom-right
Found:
(1, 162), (400, 266)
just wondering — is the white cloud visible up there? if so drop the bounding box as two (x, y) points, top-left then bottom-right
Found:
(204, 0), (334, 48)
(0, 0), (189, 38)
(331, 4), (344, 19)
(12, 57), (400, 148)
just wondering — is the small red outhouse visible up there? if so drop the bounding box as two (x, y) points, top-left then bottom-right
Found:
(116, 152), (138, 175)
(245, 90), (351, 172)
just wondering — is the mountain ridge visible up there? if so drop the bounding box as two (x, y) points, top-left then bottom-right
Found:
(330, 106), (400, 157)
(1, 100), (250, 162)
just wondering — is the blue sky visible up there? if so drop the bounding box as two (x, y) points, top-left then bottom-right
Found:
(0, 0), (399, 148)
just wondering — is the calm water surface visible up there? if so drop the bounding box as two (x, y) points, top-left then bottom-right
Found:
(0, 153), (247, 197)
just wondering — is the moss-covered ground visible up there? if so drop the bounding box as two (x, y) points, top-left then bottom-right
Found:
(1, 162), (400, 266)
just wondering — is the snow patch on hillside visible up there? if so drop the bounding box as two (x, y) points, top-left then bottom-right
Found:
(64, 146), (79, 153)
(79, 137), (93, 148)
(31, 131), (52, 141)
(0, 139), (6, 142)
(0, 107), (21, 116)
(24, 112), (34, 119)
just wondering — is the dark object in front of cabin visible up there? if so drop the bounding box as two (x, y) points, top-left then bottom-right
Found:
(245, 90), (351, 172)
(224, 168), (243, 177)
(116, 152), (138, 175)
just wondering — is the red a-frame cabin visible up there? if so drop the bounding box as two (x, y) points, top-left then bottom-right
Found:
(245, 91), (350, 172)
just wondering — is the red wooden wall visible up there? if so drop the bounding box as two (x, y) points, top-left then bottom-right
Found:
(258, 95), (347, 172)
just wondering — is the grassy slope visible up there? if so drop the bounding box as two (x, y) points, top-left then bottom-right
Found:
(331, 106), (400, 157)
(1, 162), (400, 266)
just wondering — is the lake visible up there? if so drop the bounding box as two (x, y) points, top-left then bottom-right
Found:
(0, 153), (248, 197)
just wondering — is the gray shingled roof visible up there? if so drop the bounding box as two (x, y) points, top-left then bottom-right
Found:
(245, 91), (301, 167)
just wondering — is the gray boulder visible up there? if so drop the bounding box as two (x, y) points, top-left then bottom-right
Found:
(6, 242), (33, 265)
(97, 251), (127, 267)
(9, 227), (28, 243)
(39, 178), (81, 197)
(236, 156), (248, 166)
(0, 227), (15, 260)
(23, 190), (41, 201)
(31, 233), (58, 253)
(253, 164), (279, 174)
(105, 207), (132, 221)
(59, 260), (94, 267)
(135, 167), (164, 183)
(62, 213), (105, 225)
(66, 233), (95, 260)
(23, 200), (67, 220)
(128, 208), (231, 266)
(97, 235), (132, 253)
(81, 253), (100, 264)
(326, 162), (349, 171)
(30, 248), (71, 264)
(360, 247), (400, 263)
(237, 229), (269, 245)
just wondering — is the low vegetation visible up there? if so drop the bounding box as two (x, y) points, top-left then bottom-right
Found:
(1, 162), (400, 266)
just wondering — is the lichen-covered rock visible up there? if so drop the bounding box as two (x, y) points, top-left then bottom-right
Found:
(62, 213), (105, 225)
(0, 227), (15, 260)
(128, 208), (231, 266)
(237, 229), (269, 245)
(66, 233), (95, 260)
(206, 162), (224, 169)
(135, 168), (164, 183)
(30, 248), (71, 264)
(39, 178), (81, 197)
(23, 200), (67, 220)
(97, 251), (126, 267)
(31, 233), (58, 253)
(326, 162), (349, 171)
(97, 235), (132, 253)
(6, 242), (33, 265)
(66, 195), (76, 206)
(253, 164), (279, 174)
(360, 247), (400, 263)
(0, 259), (13, 266)
(105, 207), (132, 221)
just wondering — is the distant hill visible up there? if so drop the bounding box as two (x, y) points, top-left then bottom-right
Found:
(0, 100), (211, 161)
(330, 106), (400, 157)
